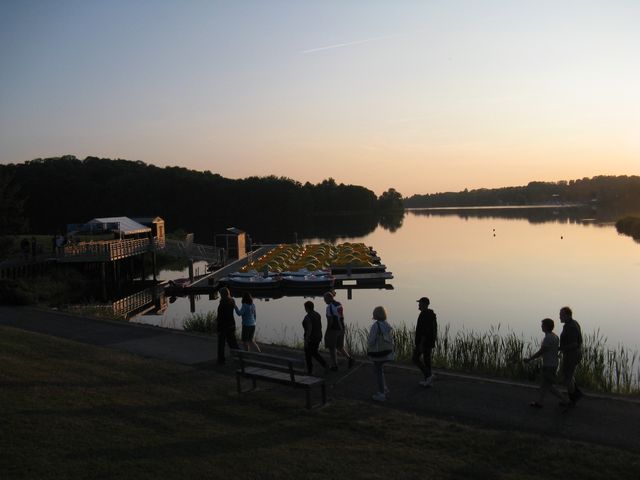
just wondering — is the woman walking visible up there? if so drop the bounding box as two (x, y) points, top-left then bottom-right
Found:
(235, 292), (260, 352)
(367, 306), (395, 402)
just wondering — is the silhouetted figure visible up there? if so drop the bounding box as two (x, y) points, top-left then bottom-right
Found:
(20, 238), (30, 260)
(302, 301), (327, 374)
(413, 296), (437, 387)
(559, 306), (584, 408)
(525, 318), (565, 407)
(55, 233), (65, 257)
(216, 287), (239, 365)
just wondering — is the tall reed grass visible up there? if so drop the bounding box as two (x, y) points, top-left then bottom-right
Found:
(346, 323), (639, 395)
(183, 311), (217, 334)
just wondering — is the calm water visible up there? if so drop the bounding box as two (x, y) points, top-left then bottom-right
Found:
(134, 208), (640, 350)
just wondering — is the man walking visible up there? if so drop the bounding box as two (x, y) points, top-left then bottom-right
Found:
(559, 306), (583, 407)
(302, 301), (328, 374)
(413, 296), (437, 387)
(216, 287), (239, 365)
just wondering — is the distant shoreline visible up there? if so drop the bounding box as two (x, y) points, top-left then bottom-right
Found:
(407, 203), (587, 211)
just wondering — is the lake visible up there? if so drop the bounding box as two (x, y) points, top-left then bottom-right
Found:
(134, 207), (640, 351)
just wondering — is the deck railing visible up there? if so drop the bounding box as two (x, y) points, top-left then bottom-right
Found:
(61, 237), (165, 262)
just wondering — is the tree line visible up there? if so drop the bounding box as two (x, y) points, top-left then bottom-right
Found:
(404, 176), (640, 210)
(0, 156), (404, 242)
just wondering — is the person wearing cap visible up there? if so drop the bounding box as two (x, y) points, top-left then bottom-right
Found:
(413, 296), (437, 387)
(323, 291), (355, 371)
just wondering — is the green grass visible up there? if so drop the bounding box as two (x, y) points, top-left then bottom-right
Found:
(1, 326), (639, 480)
(345, 324), (640, 395)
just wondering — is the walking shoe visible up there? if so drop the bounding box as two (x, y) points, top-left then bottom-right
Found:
(419, 376), (433, 387)
(372, 392), (386, 402)
(572, 387), (584, 402)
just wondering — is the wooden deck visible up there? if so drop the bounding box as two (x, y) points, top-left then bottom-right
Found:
(59, 237), (165, 263)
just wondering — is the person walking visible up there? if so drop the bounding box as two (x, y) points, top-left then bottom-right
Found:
(413, 296), (437, 387)
(323, 291), (354, 371)
(524, 318), (566, 407)
(235, 292), (260, 352)
(302, 301), (328, 374)
(367, 306), (394, 402)
(559, 306), (584, 407)
(216, 287), (239, 365)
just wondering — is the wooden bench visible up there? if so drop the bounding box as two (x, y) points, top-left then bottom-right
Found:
(231, 349), (326, 409)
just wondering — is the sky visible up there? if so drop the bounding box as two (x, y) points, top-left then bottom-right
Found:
(1, 0), (639, 196)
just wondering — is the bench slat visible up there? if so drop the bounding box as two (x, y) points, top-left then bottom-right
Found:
(233, 349), (326, 409)
(231, 349), (304, 365)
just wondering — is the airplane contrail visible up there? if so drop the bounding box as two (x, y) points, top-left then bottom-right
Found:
(302, 34), (400, 54)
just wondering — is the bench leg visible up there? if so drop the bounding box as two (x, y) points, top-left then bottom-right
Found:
(237, 374), (258, 394)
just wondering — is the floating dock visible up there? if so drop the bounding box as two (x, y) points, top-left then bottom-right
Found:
(164, 243), (393, 297)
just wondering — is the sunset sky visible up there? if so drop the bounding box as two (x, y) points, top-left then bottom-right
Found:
(1, 1), (638, 196)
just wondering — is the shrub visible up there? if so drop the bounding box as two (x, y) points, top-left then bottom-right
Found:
(183, 311), (217, 334)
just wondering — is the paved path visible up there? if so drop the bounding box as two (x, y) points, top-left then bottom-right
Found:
(1, 306), (638, 451)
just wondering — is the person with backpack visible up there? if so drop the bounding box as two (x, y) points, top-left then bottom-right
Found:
(367, 306), (395, 402)
(323, 291), (355, 371)
(413, 296), (438, 387)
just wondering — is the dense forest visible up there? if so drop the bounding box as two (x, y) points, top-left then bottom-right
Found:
(405, 176), (640, 211)
(0, 156), (404, 242)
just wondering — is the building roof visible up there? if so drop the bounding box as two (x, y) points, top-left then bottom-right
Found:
(87, 217), (151, 235)
(133, 217), (164, 225)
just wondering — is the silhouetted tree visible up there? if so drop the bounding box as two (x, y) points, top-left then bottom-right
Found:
(378, 188), (404, 211)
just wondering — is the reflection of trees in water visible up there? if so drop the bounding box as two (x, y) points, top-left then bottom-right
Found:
(408, 206), (623, 226)
(186, 206), (638, 244)
(379, 211), (405, 232)
(192, 212), (380, 244)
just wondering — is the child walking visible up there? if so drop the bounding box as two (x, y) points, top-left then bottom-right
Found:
(524, 318), (566, 407)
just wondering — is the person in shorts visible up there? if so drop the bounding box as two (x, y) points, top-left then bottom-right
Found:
(235, 292), (260, 352)
(323, 291), (354, 371)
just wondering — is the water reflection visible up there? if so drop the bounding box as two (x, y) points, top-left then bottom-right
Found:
(121, 207), (640, 351)
(408, 205), (605, 225)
